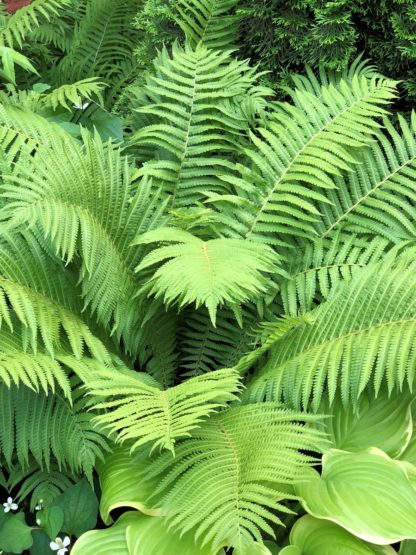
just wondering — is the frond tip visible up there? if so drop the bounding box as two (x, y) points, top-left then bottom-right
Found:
(134, 227), (280, 324)
(83, 367), (241, 453)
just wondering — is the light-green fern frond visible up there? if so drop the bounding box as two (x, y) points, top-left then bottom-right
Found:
(134, 227), (280, 324)
(131, 43), (262, 207)
(317, 113), (416, 242)
(248, 255), (416, 409)
(146, 403), (326, 551)
(81, 367), (241, 453)
(208, 74), (398, 245)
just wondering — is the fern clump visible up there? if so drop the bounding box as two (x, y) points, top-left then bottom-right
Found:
(0, 2), (415, 554)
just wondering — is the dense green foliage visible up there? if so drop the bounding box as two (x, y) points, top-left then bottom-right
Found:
(137, 0), (416, 107)
(0, 0), (415, 553)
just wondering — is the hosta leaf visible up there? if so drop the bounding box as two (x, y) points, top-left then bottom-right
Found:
(400, 540), (416, 554)
(296, 449), (416, 544)
(97, 446), (162, 525)
(319, 391), (413, 457)
(279, 515), (396, 554)
(126, 514), (225, 554)
(72, 512), (225, 555)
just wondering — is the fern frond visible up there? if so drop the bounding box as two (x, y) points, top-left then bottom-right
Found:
(81, 367), (241, 453)
(0, 0), (68, 48)
(0, 382), (109, 478)
(248, 255), (416, 410)
(178, 306), (257, 377)
(130, 43), (259, 207)
(57, 0), (142, 106)
(279, 234), (393, 315)
(8, 463), (76, 511)
(0, 132), (164, 355)
(175, 0), (241, 50)
(134, 227), (280, 324)
(317, 113), (416, 242)
(146, 403), (326, 551)
(208, 74), (398, 245)
(41, 77), (104, 111)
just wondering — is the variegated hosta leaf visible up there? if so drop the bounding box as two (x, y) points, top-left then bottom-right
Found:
(72, 512), (225, 555)
(296, 449), (416, 545)
(279, 515), (396, 554)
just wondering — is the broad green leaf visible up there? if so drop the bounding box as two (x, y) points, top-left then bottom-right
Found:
(400, 540), (416, 554)
(52, 478), (98, 537)
(320, 391), (413, 457)
(71, 512), (135, 555)
(234, 542), (278, 554)
(36, 506), (64, 539)
(281, 515), (396, 554)
(97, 447), (162, 525)
(30, 530), (51, 555)
(72, 512), (225, 555)
(296, 448), (416, 544)
(0, 513), (33, 553)
(126, 514), (225, 554)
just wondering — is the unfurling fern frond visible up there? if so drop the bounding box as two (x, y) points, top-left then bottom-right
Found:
(131, 43), (262, 207)
(175, 0), (241, 50)
(317, 113), (416, 242)
(248, 256), (416, 410)
(134, 228), (280, 324)
(0, 383), (109, 478)
(208, 74), (397, 246)
(146, 404), (326, 551)
(82, 367), (241, 454)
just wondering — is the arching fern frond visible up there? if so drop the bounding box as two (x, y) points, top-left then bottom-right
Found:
(208, 74), (398, 246)
(248, 255), (416, 410)
(8, 462), (77, 511)
(41, 77), (104, 111)
(0, 0), (68, 48)
(317, 113), (416, 242)
(175, 0), (241, 50)
(57, 0), (142, 107)
(279, 234), (393, 315)
(0, 382), (109, 478)
(81, 366), (241, 454)
(131, 43), (260, 208)
(0, 132), (164, 355)
(134, 228), (280, 325)
(146, 404), (326, 551)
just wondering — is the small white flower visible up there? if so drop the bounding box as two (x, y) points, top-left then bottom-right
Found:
(72, 100), (90, 110)
(50, 536), (71, 555)
(3, 497), (18, 513)
(35, 499), (44, 511)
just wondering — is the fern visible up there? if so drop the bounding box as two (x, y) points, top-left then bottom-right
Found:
(175, 0), (241, 50)
(0, 382), (109, 478)
(279, 234), (394, 315)
(0, 0), (68, 48)
(248, 254), (416, 410)
(130, 43), (263, 207)
(41, 77), (104, 110)
(134, 227), (280, 324)
(146, 403), (326, 551)
(82, 367), (241, 454)
(208, 74), (397, 245)
(317, 113), (416, 241)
